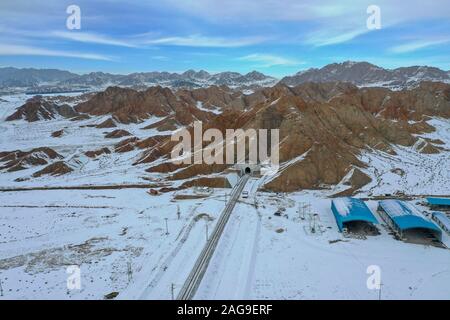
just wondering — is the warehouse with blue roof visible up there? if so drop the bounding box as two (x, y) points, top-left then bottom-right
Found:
(426, 197), (450, 210)
(432, 212), (450, 235)
(331, 197), (378, 234)
(378, 200), (442, 243)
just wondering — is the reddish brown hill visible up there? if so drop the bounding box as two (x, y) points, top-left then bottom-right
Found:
(96, 118), (117, 128)
(105, 129), (132, 139)
(75, 86), (214, 125)
(0, 147), (63, 172)
(176, 85), (245, 111)
(85, 147), (111, 158)
(32, 161), (73, 177)
(6, 97), (79, 122)
(328, 81), (450, 120)
(129, 82), (450, 192)
(7, 81), (448, 193)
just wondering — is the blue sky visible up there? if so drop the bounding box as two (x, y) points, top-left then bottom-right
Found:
(0, 0), (449, 77)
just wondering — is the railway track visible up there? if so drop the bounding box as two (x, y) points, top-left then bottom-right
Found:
(177, 174), (250, 300)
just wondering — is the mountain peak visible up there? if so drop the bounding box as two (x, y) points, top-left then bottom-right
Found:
(281, 61), (450, 90)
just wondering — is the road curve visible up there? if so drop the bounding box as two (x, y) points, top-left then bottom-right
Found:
(177, 174), (250, 300)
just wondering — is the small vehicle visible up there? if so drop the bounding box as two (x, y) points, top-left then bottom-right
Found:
(242, 191), (249, 199)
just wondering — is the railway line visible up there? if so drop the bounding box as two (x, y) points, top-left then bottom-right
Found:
(177, 174), (250, 300)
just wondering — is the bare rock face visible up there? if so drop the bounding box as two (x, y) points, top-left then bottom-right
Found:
(104, 129), (132, 139)
(114, 137), (139, 153)
(75, 86), (214, 125)
(7, 80), (446, 194)
(6, 96), (79, 122)
(142, 116), (178, 132)
(177, 85), (245, 111)
(51, 130), (64, 138)
(413, 139), (441, 154)
(279, 61), (450, 90)
(96, 118), (117, 128)
(131, 82), (449, 193)
(85, 147), (111, 158)
(263, 144), (364, 192)
(345, 168), (372, 189)
(146, 162), (187, 173)
(329, 81), (450, 120)
(0, 147), (63, 172)
(180, 177), (231, 189)
(32, 161), (73, 177)
(114, 135), (168, 154)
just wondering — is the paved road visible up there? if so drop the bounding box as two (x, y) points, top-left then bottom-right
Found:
(177, 174), (250, 300)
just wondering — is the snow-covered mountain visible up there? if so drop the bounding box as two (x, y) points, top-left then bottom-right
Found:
(0, 68), (277, 93)
(0, 67), (78, 88)
(1, 62), (449, 94)
(280, 61), (450, 90)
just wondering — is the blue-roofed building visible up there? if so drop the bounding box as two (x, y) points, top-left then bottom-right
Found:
(426, 197), (450, 210)
(331, 197), (378, 233)
(378, 200), (442, 243)
(432, 212), (450, 235)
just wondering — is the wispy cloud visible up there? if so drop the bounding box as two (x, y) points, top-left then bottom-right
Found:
(304, 28), (368, 47)
(51, 31), (138, 48)
(238, 54), (302, 67)
(151, 55), (169, 61)
(142, 34), (265, 47)
(390, 39), (450, 53)
(0, 44), (114, 61)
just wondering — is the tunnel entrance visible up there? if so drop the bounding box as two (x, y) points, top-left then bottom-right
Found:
(244, 167), (251, 175)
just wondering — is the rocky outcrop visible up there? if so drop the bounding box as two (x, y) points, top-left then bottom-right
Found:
(328, 81), (450, 120)
(96, 118), (117, 128)
(332, 168), (373, 196)
(51, 130), (64, 138)
(75, 86), (214, 124)
(130, 82), (447, 192)
(85, 147), (111, 158)
(6, 96), (79, 122)
(114, 135), (169, 154)
(177, 85), (245, 111)
(0, 147), (62, 172)
(180, 177), (231, 189)
(32, 161), (73, 177)
(280, 61), (450, 90)
(104, 129), (132, 139)
(142, 116), (179, 132)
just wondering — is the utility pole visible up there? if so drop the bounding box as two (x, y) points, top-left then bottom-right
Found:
(177, 205), (181, 220)
(171, 283), (175, 300)
(165, 218), (169, 235)
(378, 281), (383, 300)
(127, 261), (133, 283)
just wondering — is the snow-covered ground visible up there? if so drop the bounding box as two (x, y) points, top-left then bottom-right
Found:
(0, 93), (449, 300)
(0, 188), (229, 299)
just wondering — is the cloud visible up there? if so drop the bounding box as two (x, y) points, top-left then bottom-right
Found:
(389, 39), (450, 53)
(151, 55), (169, 61)
(51, 31), (138, 48)
(142, 34), (265, 47)
(164, 0), (450, 23)
(304, 28), (369, 47)
(238, 54), (302, 67)
(0, 44), (114, 61)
